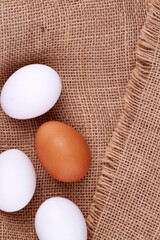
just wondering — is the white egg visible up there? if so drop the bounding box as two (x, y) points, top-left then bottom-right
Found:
(35, 197), (87, 240)
(0, 149), (36, 212)
(0, 64), (61, 119)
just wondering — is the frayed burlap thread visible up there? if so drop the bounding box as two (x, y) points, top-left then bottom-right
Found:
(0, 0), (149, 239)
(87, 0), (160, 239)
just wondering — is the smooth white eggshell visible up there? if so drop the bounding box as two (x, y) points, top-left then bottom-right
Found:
(35, 197), (87, 240)
(0, 149), (36, 212)
(0, 64), (61, 119)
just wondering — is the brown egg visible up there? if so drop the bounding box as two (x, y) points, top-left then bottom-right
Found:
(35, 121), (91, 182)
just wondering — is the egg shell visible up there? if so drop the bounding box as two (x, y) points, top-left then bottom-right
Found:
(35, 121), (91, 182)
(35, 197), (87, 240)
(0, 149), (36, 212)
(0, 64), (61, 119)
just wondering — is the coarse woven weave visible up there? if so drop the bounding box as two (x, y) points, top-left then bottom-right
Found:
(88, 0), (160, 239)
(1, 0), (159, 239)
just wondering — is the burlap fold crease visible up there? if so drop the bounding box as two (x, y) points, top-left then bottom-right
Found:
(1, 0), (160, 239)
(88, 0), (160, 239)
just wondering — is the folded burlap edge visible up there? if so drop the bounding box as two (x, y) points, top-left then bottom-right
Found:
(87, 0), (160, 238)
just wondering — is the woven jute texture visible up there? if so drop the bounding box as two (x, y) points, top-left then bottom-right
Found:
(88, 0), (160, 239)
(1, 0), (158, 239)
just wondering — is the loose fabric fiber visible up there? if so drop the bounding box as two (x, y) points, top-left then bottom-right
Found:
(1, 0), (159, 239)
(88, 0), (160, 239)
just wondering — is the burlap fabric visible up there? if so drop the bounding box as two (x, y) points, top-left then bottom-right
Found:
(1, 0), (159, 239)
